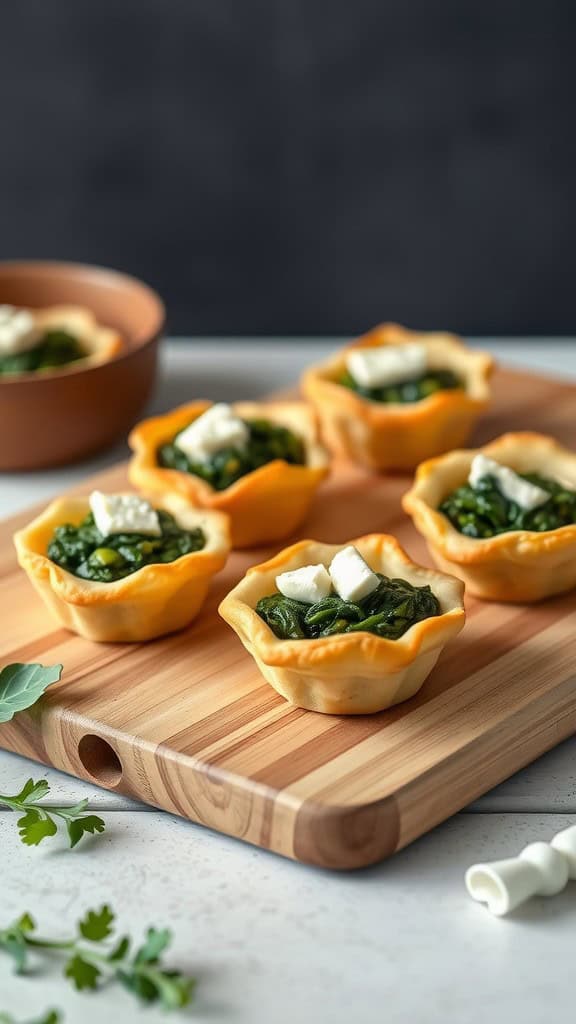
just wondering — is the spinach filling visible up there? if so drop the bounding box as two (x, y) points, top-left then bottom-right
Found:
(340, 368), (462, 404)
(256, 574), (440, 641)
(439, 472), (576, 539)
(47, 509), (206, 583)
(157, 417), (306, 492)
(0, 330), (85, 376)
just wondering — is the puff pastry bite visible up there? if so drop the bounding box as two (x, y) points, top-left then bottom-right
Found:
(14, 492), (230, 642)
(301, 322), (493, 471)
(128, 400), (330, 548)
(219, 534), (465, 715)
(403, 432), (576, 602)
(0, 304), (122, 376)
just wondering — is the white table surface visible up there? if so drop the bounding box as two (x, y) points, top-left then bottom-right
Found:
(2, 338), (576, 1023)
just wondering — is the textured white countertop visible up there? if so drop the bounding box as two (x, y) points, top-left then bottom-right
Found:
(1, 337), (576, 1023)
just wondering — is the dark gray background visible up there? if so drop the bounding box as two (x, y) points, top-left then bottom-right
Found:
(1, 1), (574, 336)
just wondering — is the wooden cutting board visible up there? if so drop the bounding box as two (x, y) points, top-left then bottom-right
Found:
(2, 365), (576, 869)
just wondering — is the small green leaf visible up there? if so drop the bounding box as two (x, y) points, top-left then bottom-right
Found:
(117, 967), (158, 1002)
(1, 778), (50, 805)
(0, 664), (62, 723)
(137, 966), (196, 1009)
(64, 953), (101, 990)
(66, 815), (106, 849)
(16, 913), (36, 933)
(51, 798), (89, 819)
(17, 810), (58, 847)
(20, 779), (51, 805)
(107, 935), (130, 962)
(0, 932), (28, 973)
(78, 905), (114, 942)
(0, 913), (35, 972)
(134, 927), (171, 965)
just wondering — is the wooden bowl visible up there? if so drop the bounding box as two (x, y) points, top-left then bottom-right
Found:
(0, 261), (165, 470)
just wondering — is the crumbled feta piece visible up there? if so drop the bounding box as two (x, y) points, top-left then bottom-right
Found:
(89, 491), (161, 537)
(276, 564), (332, 604)
(346, 343), (427, 389)
(469, 454), (549, 511)
(174, 403), (249, 462)
(329, 545), (380, 603)
(0, 305), (40, 356)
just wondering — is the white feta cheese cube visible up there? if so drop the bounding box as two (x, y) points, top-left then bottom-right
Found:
(328, 545), (380, 603)
(276, 563), (333, 604)
(89, 491), (162, 537)
(0, 305), (40, 356)
(468, 454), (549, 511)
(346, 343), (427, 389)
(174, 403), (249, 462)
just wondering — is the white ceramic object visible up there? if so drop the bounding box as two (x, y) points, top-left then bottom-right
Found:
(465, 824), (576, 916)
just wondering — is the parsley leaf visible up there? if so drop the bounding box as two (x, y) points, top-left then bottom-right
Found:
(66, 815), (106, 849)
(107, 936), (130, 962)
(0, 779), (105, 849)
(17, 913), (36, 934)
(0, 931), (28, 973)
(17, 810), (58, 847)
(136, 967), (195, 1009)
(0, 914), (36, 973)
(79, 906), (114, 942)
(10, 779), (50, 804)
(64, 953), (101, 990)
(0, 905), (196, 1011)
(0, 664), (62, 723)
(134, 927), (172, 964)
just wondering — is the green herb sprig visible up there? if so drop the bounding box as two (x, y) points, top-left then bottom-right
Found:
(0, 778), (105, 848)
(158, 416), (306, 491)
(256, 574), (440, 641)
(0, 1009), (61, 1024)
(439, 472), (576, 538)
(340, 367), (462, 404)
(0, 906), (195, 1011)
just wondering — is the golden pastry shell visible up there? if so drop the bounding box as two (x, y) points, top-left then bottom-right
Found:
(14, 493), (230, 642)
(301, 322), (494, 470)
(128, 400), (330, 548)
(402, 431), (576, 602)
(219, 533), (465, 714)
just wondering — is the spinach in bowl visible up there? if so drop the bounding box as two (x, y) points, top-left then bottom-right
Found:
(0, 330), (85, 376)
(47, 509), (206, 583)
(339, 368), (462, 404)
(439, 472), (576, 539)
(158, 417), (306, 491)
(256, 574), (440, 640)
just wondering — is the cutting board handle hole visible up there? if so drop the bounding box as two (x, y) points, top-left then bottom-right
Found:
(78, 734), (123, 787)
